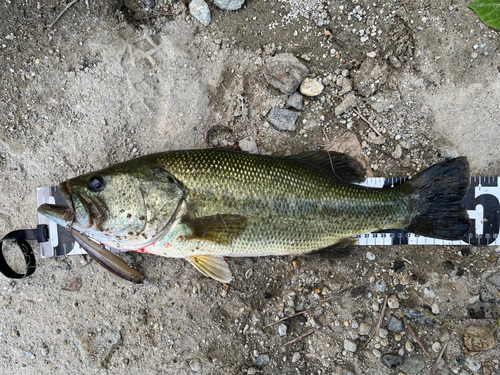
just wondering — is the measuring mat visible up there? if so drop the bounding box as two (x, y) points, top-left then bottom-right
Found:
(36, 177), (500, 258)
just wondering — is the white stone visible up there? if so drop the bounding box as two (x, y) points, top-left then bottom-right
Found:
(387, 295), (399, 309)
(344, 338), (357, 353)
(300, 78), (324, 97)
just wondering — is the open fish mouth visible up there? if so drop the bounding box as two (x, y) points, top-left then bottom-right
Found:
(38, 182), (78, 227)
(38, 203), (75, 227)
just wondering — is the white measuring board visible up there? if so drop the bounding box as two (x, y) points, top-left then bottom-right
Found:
(37, 177), (500, 257)
(357, 176), (500, 246)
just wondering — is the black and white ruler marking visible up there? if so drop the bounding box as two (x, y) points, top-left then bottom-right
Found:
(357, 176), (500, 246)
(36, 177), (500, 258)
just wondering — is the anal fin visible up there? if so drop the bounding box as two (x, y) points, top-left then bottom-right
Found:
(187, 255), (233, 283)
(304, 238), (358, 259)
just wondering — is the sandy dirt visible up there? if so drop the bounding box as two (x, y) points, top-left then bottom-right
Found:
(0, 0), (499, 374)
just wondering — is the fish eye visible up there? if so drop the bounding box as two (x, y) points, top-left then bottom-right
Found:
(88, 175), (105, 191)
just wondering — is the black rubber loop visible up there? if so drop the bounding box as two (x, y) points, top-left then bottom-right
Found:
(0, 225), (48, 279)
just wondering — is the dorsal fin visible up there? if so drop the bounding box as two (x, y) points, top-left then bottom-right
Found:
(286, 151), (366, 183)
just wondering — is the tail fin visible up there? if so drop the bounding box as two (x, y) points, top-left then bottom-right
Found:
(403, 157), (471, 240)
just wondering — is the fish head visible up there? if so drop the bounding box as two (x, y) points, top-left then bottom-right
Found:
(38, 161), (186, 249)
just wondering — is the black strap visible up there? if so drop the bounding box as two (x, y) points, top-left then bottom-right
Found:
(0, 225), (48, 279)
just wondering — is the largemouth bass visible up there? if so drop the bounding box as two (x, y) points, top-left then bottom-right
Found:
(38, 149), (471, 283)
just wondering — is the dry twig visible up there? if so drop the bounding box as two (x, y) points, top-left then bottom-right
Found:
(430, 342), (447, 375)
(285, 322), (332, 346)
(408, 324), (431, 358)
(353, 108), (382, 136)
(364, 295), (388, 347)
(263, 311), (307, 329)
(48, 0), (79, 29)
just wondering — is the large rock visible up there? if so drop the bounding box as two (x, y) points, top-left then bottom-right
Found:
(214, 0), (245, 10)
(263, 54), (308, 95)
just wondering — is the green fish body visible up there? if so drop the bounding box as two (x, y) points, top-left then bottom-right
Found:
(39, 149), (471, 283)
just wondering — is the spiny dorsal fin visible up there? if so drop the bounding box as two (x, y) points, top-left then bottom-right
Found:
(181, 214), (248, 245)
(304, 238), (358, 259)
(286, 151), (366, 183)
(187, 255), (232, 283)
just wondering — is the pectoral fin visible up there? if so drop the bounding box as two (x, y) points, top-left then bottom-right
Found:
(182, 214), (247, 245)
(187, 255), (233, 283)
(304, 238), (358, 259)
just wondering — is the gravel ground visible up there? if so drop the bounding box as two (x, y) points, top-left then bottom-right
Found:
(0, 0), (499, 374)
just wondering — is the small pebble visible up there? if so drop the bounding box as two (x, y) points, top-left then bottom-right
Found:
(376, 279), (387, 293)
(189, 358), (202, 372)
(387, 295), (399, 309)
(486, 272), (500, 288)
(309, 317), (321, 329)
(398, 348), (405, 357)
(267, 109), (299, 131)
(372, 348), (381, 358)
(424, 288), (437, 299)
(465, 357), (481, 372)
(189, 0), (211, 26)
(382, 354), (403, 369)
(214, 0), (245, 11)
(387, 316), (404, 333)
(291, 352), (301, 363)
(367, 51), (377, 58)
(400, 354), (427, 374)
(344, 338), (357, 353)
(239, 138), (259, 154)
(278, 324), (287, 337)
(405, 341), (415, 352)
(378, 328), (388, 338)
(286, 92), (304, 111)
(359, 322), (372, 336)
(366, 251), (376, 261)
(300, 78), (324, 97)
(255, 354), (270, 367)
(432, 342), (442, 352)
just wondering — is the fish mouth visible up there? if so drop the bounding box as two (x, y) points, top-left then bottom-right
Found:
(38, 203), (75, 227)
(38, 181), (94, 229)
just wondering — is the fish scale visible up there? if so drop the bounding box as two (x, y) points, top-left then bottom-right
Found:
(148, 149), (411, 258)
(38, 149), (470, 283)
